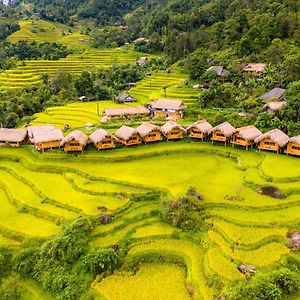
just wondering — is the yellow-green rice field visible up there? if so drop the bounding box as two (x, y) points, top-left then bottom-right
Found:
(0, 142), (299, 299)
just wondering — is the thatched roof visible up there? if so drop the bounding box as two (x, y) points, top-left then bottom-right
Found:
(104, 106), (149, 117)
(136, 122), (160, 138)
(243, 63), (266, 73)
(33, 128), (64, 144)
(186, 120), (213, 134)
(137, 57), (148, 65)
(288, 135), (300, 145)
(0, 128), (27, 142)
(117, 94), (136, 102)
(149, 99), (185, 110)
(61, 130), (89, 146)
(210, 122), (236, 136)
(161, 121), (185, 135)
(254, 129), (289, 147)
(115, 126), (138, 141)
(207, 66), (229, 77)
(263, 101), (286, 112)
(89, 128), (113, 144)
(235, 125), (262, 140)
(27, 125), (56, 138)
(260, 87), (286, 102)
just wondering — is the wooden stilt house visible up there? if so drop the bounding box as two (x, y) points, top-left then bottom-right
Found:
(0, 129), (27, 147)
(285, 136), (300, 157)
(27, 125), (63, 151)
(210, 122), (235, 145)
(231, 125), (262, 150)
(186, 120), (213, 140)
(61, 130), (89, 153)
(136, 122), (162, 143)
(161, 121), (185, 140)
(89, 128), (116, 150)
(115, 126), (141, 146)
(148, 99), (186, 120)
(254, 129), (289, 154)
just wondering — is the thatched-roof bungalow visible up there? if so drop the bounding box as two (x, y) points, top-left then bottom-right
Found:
(231, 125), (262, 149)
(161, 121), (185, 140)
(206, 66), (229, 78)
(115, 126), (141, 146)
(104, 106), (149, 119)
(263, 101), (286, 114)
(136, 122), (162, 143)
(148, 99), (185, 120)
(255, 129), (289, 153)
(243, 63), (266, 75)
(260, 88), (286, 103)
(210, 122), (235, 145)
(61, 130), (89, 153)
(27, 125), (63, 151)
(186, 120), (213, 140)
(0, 129), (27, 147)
(89, 129), (115, 150)
(117, 93), (136, 103)
(285, 136), (300, 157)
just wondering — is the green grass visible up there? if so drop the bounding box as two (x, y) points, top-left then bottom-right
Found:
(94, 264), (190, 300)
(0, 142), (298, 298)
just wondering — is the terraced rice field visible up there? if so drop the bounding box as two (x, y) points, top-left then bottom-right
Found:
(0, 143), (299, 299)
(129, 72), (200, 106)
(8, 20), (88, 47)
(30, 100), (143, 129)
(0, 48), (146, 90)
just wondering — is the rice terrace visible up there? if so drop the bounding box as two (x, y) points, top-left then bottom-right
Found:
(0, 0), (300, 299)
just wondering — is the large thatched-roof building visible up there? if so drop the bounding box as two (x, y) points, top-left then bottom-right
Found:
(210, 122), (235, 145)
(115, 126), (141, 146)
(27, 125), (63, 151)
(186, 120), (213, 140)
(0, 129), (27, 147)
(231, 125), (262, 149)
(104, 106), (149, 119)
(89, 128), (115, 150)
(136, 122), (162, 143)
(285, 136), (300, 157)
(161, 121), (185, 140)
(148, 99), (186, 120)
(255, 129), (289, 153)
(61, 130), (89, 153)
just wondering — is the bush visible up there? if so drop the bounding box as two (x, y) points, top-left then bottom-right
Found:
(160, 194), (205, 231)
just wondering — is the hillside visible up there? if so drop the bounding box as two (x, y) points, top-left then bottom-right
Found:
(0, 1), (299, 300)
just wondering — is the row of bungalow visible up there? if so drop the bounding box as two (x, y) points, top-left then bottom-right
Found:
(0, 121), (300, 156)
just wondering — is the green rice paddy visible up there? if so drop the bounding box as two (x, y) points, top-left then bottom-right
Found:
(0, 142), (299, 298)
(0, 47), (147, 90)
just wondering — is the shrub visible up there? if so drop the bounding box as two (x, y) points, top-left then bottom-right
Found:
(160, 194), (205, 231)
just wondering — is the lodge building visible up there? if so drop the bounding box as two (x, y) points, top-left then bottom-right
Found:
(115, 126), (141, 146)
(148, 99), (185, 120)
(0, 128), (27, 147)
(89, 128), (116, 150)
(231, 125), (262, 150)
(61, 130), (89, 153)
(255, 129), (289, 154)
(187, 120), (212, 140)
(210, 122), (236, 145)
(161, 121), (185, 140)
(136, 122), (162, 143)
(285, 136), (300, 157)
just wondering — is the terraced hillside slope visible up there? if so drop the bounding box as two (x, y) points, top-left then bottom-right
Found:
(0, 47), (147, 90)
(129, 72), (199, 106)
(8, 20), (88, 47)
(0, 142), (299, 299)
